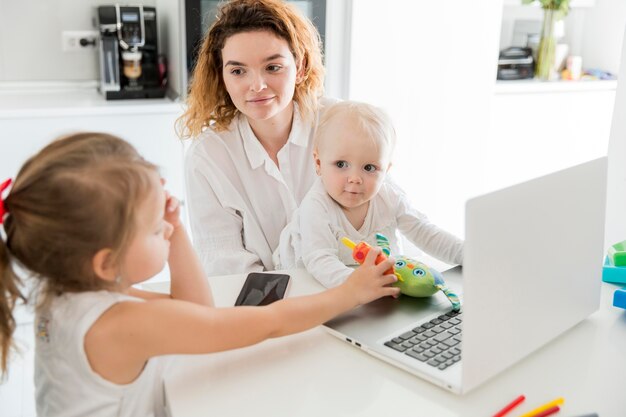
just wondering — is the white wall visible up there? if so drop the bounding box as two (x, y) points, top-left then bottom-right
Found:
(0, 0), (155, 82)
(348, 0), (503, 239)
(581, 0), (626, 74)
(324, 0), (352, 99)
(606, 26), (626, 249)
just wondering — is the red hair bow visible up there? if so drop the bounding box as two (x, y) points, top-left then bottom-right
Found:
(0, 178), (12, 225)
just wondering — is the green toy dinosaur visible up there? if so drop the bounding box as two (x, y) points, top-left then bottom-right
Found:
(342, 234), (461, 311)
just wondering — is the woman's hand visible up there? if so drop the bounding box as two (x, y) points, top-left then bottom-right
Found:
(342, 248), (400, 306)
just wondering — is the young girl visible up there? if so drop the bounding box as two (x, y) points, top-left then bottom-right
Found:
(275, 101), (465, 288)
(0, 133), (398, 417)
(178, 0), (338, 276)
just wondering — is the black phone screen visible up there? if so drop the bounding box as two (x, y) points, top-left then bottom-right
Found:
(234, 273), (290, 306)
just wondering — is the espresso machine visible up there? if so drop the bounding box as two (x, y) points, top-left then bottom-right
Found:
(96, 5), (166, 99)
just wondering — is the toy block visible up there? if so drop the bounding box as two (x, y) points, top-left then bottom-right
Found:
(613, 287), (626, 310)
(602, 256), (626, 284)
(608, 240), (626, 267)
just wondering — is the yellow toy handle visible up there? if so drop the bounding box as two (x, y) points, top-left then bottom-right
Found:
(341, 237), (356, 250)
(340, 237), (402, 281)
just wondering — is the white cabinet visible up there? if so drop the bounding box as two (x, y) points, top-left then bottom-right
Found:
(0, 90), (185, 200)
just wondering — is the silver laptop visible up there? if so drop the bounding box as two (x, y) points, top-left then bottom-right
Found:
(324, 157), (607, 394)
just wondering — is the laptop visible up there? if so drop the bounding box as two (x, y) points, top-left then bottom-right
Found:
(324, 157), (608, 394)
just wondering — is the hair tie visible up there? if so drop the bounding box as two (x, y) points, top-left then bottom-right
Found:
(0, 178), (12, 225)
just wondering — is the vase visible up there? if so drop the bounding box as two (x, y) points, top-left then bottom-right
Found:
(536, 8), (557, 81)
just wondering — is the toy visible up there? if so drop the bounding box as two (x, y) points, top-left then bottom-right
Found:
(602, 241), (626, 310)
(341, 233), (461, 311)
(613, 287), (626, 310)
(608, 240), (626, 267)
(340, 237), (400, 281)
(602, 240), (626, 284)
(602, 256), (626, 284)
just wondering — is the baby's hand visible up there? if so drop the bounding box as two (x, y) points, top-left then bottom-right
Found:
(343, 248), (400, 306)
(164, 191), (182, 229)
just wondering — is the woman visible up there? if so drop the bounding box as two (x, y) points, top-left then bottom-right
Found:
(178, 0), (336, 275)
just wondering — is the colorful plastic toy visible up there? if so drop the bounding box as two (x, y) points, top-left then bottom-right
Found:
(341, 234), (461, 311)
(602, 257), (626, 284)
(608, 240), (626, 267)
(613, 287), (626, 310)
(340, 237), (399, 280)
(602, 240), (626, 284)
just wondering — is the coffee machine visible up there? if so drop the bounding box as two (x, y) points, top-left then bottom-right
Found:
(96, 5), (166, 99)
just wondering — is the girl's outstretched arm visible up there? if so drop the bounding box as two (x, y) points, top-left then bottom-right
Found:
(85, 249), (398, 384)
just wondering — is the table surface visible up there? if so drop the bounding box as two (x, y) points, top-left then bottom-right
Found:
(145, 269), (626, 417)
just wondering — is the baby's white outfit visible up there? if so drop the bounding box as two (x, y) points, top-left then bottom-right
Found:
(35, 290), (168, 417)
(275, 178), (464, 287)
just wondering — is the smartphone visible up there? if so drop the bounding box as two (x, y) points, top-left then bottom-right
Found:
(234, 272), (291, 306)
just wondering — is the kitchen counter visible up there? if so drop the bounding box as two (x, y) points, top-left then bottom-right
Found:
(0, 82), (187, 222)
(0, 82), (183, 119)
(495, 78), (618, 94)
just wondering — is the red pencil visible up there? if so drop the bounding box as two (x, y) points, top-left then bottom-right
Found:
(492, 394), (526, 417)
(530, 405), (561, 417)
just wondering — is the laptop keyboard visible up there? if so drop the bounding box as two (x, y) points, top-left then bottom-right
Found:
(384, 310), (462, 370)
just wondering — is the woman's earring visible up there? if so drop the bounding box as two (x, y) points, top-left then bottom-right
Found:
(115, 276), (122, 285)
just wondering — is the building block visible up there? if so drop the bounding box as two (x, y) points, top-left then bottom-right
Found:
(613, 287), (626, 310)
(602, 256), (626, 284)
(608, 240), (626, 267)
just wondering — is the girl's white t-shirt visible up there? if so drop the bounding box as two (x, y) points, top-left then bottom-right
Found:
(35, 290), (168, 417)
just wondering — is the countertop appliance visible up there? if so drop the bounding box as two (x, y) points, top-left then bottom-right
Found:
(96, 5), (166, 99)
(497, 47), (534, 80)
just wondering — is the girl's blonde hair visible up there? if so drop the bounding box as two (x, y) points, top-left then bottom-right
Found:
(314, 101), (397, 156)
(0, 132), (157, 376)
(177, 0), (325, 138)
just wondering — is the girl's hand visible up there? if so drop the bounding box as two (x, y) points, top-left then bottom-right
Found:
(342, 248), (400, 306)
(164, 191), (182, 229)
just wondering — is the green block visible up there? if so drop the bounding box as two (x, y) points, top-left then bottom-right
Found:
(608, 240), (626, 267)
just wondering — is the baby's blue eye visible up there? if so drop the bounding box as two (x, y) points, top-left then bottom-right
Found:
(412, 268), (426, 277)
(364, 164), (377, 172)
(336, 161), (348, 168)
(395, 260), (406, 268)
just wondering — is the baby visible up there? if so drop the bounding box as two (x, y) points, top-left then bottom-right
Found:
(275, 101), (464, 287)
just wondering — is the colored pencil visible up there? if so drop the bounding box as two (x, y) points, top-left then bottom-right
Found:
(517, 397), (564, 417)
(492, 394), (526, 417)
(529, 405), (560, 417)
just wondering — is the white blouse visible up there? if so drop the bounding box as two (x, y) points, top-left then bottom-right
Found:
(185, 98), (337, 276)
(275, 178), (465, 288)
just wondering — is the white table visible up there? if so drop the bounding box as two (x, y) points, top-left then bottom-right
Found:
(147, 269), (626, 417)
